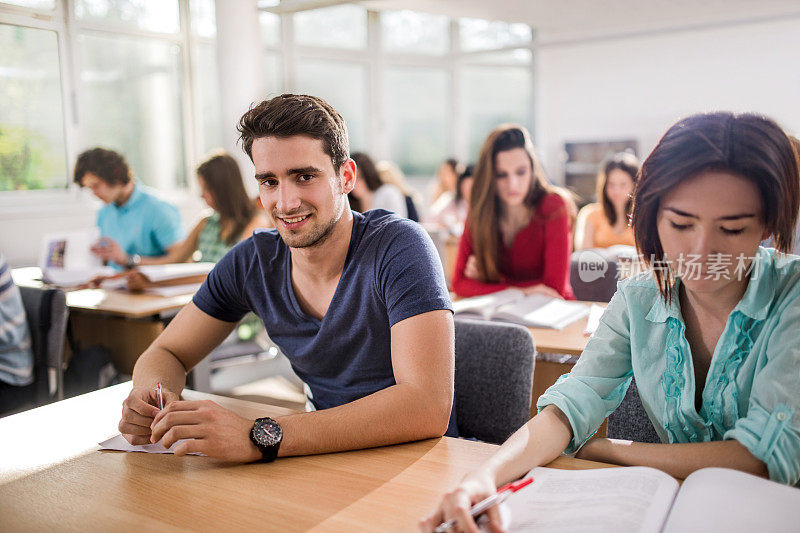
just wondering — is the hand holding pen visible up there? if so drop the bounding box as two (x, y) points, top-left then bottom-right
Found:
(420, 475), (533, 533)
(118, 382), (176, 446)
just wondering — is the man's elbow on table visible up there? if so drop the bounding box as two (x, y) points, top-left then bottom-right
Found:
(408, 383), (453, 440)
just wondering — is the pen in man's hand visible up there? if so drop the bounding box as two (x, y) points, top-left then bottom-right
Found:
(433, 477), (533, 532)
(156, 382), (164, 410)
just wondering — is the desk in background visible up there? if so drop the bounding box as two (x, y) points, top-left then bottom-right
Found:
(0, 382), (616, 531)
(12, 267), (194, 374)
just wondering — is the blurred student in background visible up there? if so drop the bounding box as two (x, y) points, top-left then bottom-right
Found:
(429, 158), (462, 205)
(575, 152), (639, 250)
(426, 164), (474, 235)
(452, 124), (575, 299)
(349, 152), (409, 218)
(0, 252), (34, 415)
(376, 160), (421, 222)
(74, 147), (184, 269)
(129, 151), (269, 266)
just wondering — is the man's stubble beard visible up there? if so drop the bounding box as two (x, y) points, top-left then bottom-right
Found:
(277, 195), (347, 249)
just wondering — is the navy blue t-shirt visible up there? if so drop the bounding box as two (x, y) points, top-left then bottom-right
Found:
(193, 210), (456, 432)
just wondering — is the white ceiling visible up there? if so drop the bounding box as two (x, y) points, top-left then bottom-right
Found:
(361, 0), (800, 43)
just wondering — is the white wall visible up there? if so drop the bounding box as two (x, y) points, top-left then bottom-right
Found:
(534, 17), (800, 184)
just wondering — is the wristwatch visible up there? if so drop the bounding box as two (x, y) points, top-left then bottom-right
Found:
(125, 254), (141, 270)
(249, 417), (283, 462)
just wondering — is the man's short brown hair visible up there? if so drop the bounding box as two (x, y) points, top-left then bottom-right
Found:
(73, 147), (131, 186)
(237, 94), (349, 169)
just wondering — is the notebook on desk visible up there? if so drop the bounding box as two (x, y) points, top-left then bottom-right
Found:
(453, 288), (589, 329)
(500, 466), (800, 532)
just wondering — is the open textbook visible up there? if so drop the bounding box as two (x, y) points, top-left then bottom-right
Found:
(39, 228), (114, 286)
(500, 466), (800, 532)
(452, 288), (589, 329)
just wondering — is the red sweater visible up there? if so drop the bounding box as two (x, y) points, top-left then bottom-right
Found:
(452, 192), (575, 299)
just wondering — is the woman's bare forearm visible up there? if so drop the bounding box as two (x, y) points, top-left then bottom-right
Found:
(478, 405), (573, 486)
(576, 438), (768, 479)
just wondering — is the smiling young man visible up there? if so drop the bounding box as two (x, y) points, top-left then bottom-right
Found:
(118, 94), (456, 462)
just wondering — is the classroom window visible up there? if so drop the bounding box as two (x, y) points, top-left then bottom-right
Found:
(295, 59), (368, 152)
(381, 10), (449, 55)
(384, 66), (449, 177)
(190, 0), (215, 39)
(1, 0), (55, 8)
(293, 4), (367, 50)
(194, 42), (222, 156)
(77, 33), (186, 189)
(75, 0), (180, 34)
(259, 10), (280, 48)
(459, 18), (532, 52)
(463, 65), (533, 158)
(0, 23), (67, 191)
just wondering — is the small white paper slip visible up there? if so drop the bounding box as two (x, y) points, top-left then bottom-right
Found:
(99, 434), (205, 456)
(583, 304), (605, 336)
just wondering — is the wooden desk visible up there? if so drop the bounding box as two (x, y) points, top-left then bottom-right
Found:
(12, 267), (195, 373)
(0, 383), (615, 531)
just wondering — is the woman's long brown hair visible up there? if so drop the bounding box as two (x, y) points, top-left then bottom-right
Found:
(468, 124), (575, 282)
(197, 151), (256, 245)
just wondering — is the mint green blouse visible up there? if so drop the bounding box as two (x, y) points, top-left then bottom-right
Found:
(537, 247), (800, 485)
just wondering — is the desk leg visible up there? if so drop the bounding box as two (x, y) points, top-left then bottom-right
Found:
(68, 313), (163, 375)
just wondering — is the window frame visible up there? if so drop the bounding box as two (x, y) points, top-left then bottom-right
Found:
(0, 0), (215, 203)
(260, 3), (535, 177)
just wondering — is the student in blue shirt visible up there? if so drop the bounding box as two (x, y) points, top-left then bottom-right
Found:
(422, 111), (800, 531)
(117, 94), (455, 463)
(73, 148), (184, 269)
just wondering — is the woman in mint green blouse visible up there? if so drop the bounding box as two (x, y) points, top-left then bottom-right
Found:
(422, 112), (800, 531)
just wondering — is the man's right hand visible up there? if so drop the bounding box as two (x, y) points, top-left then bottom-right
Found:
(119, 386), (179, 445)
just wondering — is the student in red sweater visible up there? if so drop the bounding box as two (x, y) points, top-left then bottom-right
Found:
(452, 124), (576, 299)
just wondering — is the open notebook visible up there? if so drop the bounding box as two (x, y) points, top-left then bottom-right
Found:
(453, 288), (589, 329)
(500, 466), (800, 532)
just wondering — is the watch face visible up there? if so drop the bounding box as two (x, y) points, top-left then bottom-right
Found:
(254, 418), (283, 447)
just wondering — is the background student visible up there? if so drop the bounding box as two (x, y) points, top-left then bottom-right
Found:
(426, 164), (474, 235)
(376, 159), (421, 222)
(74, 147), (184, 269)
(0, 251), (34, 415)
(128, 151), (269, 266)
(575, 152), (639, 250)
(451, 124), (575, 299)
(421, 111), (800, 532)
(349, 152), (408, 218)
(429, 158), (462, 206)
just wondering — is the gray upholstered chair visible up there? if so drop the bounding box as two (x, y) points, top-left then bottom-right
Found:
(454, 318), (535, 444)
(19, 286), (69, 405)
(607, 377), (661, 443)
(570, 246), (637, 302)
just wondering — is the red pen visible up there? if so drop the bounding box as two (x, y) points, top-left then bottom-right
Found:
(433, 477), (533, 532)
(156, 382), (164, 410)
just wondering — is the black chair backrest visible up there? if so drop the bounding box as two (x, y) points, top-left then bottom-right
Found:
(454, 318), (535, 444)
(607, 377), (661, 443)
(18, 286), (67, 404)
(404, 196), (420, 222)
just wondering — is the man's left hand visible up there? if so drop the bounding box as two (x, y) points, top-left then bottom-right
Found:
(150, 400), (262, 462)
(90, 237), (128, 265)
